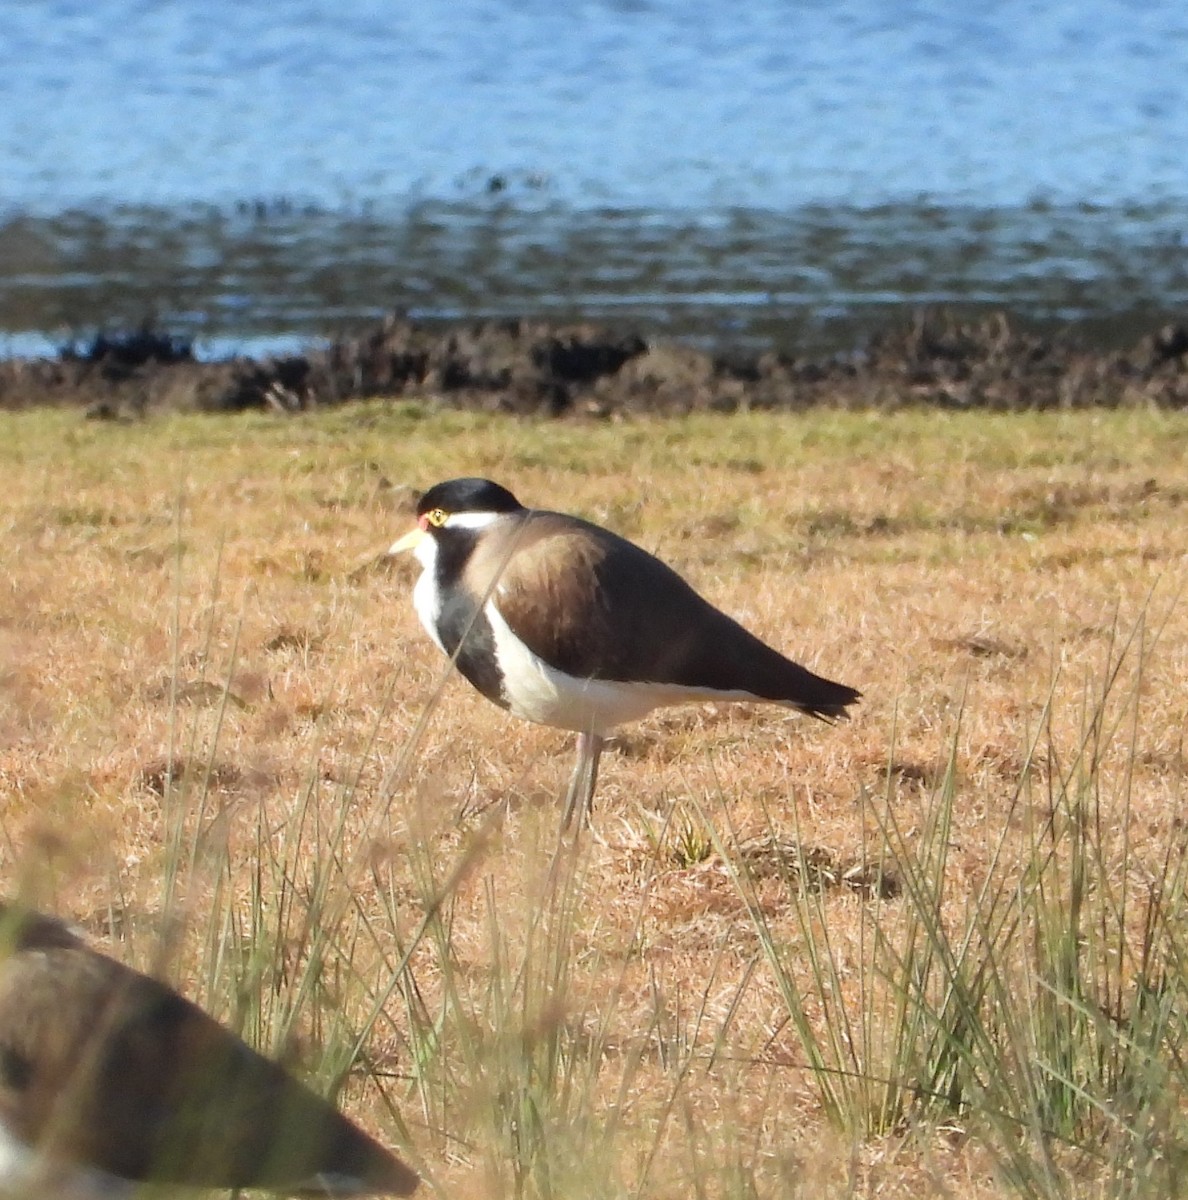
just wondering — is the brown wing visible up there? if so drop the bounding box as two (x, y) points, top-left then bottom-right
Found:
(482, 513), (860, 718)
(0, 918), (418, 1195)
(465, 511), (625, 678)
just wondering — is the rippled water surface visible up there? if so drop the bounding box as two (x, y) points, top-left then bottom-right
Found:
(3, 0), (1188, 355)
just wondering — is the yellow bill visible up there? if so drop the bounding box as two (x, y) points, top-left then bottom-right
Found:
(388, 524), (426, 555)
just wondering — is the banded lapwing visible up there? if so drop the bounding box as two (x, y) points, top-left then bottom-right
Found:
(0, 902), (419, 1198)
(390, 478), (860, 827)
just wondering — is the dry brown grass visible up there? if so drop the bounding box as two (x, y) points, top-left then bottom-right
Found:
(1, 402), (1186, 1198)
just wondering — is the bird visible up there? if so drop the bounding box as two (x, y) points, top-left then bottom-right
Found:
(0, 901), (419, 1199)
(389, 477), (860, 828)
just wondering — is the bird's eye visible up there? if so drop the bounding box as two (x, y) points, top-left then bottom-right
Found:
(426, 508), (449, 528)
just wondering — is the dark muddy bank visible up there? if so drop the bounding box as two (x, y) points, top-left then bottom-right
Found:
(2, 311), (1188, 418)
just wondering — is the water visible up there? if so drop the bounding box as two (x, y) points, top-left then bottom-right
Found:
(3, 0), (1188, 357)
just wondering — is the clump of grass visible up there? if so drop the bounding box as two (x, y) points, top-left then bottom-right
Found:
(708, 603), (1188, 1198)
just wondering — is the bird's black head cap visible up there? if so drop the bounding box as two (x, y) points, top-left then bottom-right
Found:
(416, 478), (524, 518)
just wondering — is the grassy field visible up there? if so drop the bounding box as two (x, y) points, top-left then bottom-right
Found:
(1, 402), (1187, 1198)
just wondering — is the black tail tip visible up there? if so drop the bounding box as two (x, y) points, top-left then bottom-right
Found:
(805, 682), (862, 722)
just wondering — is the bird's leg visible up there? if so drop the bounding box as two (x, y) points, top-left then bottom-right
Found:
(562, 732), (605, 830)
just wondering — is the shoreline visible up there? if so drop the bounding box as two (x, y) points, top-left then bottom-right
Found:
(2, 308), (1187, 418)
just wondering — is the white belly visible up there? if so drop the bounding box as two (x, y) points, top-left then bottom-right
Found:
(484, 602), (758, 735)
